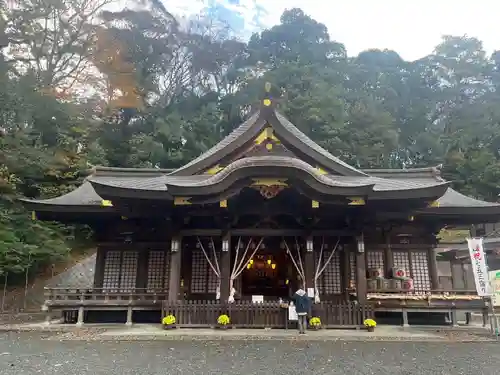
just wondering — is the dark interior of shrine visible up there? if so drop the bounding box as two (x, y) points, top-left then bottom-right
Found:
(240, 238), (297, 299)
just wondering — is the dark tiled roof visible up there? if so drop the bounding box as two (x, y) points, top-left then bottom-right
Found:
(21, 160), (496, 209)
(170, 111), (263, 175)
(437, 188), (500, 208)
(362, 166), (500, 209)
(275, 112), (366, 176)
(19, 182), (102, 206)
(88, 175), (208, 191)
(169, 108), (368, 177)
(167, 156), (374, 189)
(362, 166), (442, 180)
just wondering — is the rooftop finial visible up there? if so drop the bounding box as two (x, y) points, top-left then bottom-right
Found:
(263, 82), (272, 107)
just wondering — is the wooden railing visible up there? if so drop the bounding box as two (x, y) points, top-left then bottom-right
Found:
(44, 288), (169, 305)
(163, 300), (374, 328)
(365, 289), (479, 297)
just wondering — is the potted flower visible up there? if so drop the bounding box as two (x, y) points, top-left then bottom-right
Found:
(162, 314), (176, 330)
(309, 317), (322, 330)
(217, 314), (230, 329)
(364, 318), (377, 332)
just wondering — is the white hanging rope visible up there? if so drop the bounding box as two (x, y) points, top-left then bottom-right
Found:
(197, 236), (221, 299)
(228, 237), (264, 303)
(294, 237), (305, 282)
(210, 237), (221, 276)
(313, 237), (340, 303)
(283, 238), (305, 281)
(228, 236), (243, 303)
(233, 238), (264, 279)
(235, 237), (253, 277)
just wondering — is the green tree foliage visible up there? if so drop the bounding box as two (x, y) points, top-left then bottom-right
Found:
(1, 2), (500, 278)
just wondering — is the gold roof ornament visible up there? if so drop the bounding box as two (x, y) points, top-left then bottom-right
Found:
(174, 197), (192, 205)
(263, 82), (272, 106)
(101, 199), (113, 207)
(348, 197), (365, 206)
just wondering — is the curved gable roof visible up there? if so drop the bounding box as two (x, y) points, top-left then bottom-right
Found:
(170, 104), (367, 177)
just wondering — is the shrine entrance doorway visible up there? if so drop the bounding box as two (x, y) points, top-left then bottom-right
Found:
(240, 239), (298, 299)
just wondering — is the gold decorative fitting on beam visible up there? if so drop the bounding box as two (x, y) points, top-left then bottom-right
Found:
(101, 200), (113, 207)
(220, 200), (227, 208)
(263, 98), (272, 106)
(315, 167), (328, 175)
(348, 197), (365, 206)
(251, 178), (288, 187)
(206, 165), (224, 175)
(251, 178), (288, 199)
(312, 200), (320, 208)
(266, 143), (273, 150)
(174, 197), (192, 206)
(255, 127), (280, 145)
(31, 211), (37, 220)
(428, 200), (440, 208)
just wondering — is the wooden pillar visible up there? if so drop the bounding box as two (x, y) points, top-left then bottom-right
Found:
(93, 247), (106, 288)
(168, 236), (182, 302)
(355, 235), (367, 304)
(341, 248), (350, 300)
(304, 236), (315, 294)
(428, 247), (439, 290)
(220, 234), (231, 302)
(135, 249), (149, 290)
(383, 229), (394, 278)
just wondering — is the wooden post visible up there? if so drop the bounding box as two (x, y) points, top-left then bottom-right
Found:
(135, 249), (149, 290)
(305, 236), (315, 294)
(428, 247), (439, 290)
(383, 229), (394, 278)
(341, 247), (350, 300)
(93, 247), (106, 288)
(220, 234), (231, 302)
(168, 236), (182, 302)
(355, 235), (367, 304)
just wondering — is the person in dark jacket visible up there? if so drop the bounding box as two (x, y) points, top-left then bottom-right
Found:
(290, 287), (311, 334)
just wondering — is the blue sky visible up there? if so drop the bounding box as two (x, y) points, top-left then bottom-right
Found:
(164, 0), (500, 61)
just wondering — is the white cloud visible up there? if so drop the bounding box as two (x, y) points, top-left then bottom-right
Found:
(164, 0), (500, 60)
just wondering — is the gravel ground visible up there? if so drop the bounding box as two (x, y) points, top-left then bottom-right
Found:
(1, 332), (499, 375)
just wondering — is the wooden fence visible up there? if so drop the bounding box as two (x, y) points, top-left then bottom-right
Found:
(163, 300), (374, 328)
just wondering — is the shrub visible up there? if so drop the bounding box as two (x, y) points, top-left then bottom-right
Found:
(217, 314), (230, 325)
(364, 318), (376, 327)
(162, 315), (176, 325)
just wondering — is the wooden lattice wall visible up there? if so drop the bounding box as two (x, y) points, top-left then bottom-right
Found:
(102, 250), (139, 292)
(349, 252), (356, 289)
(146, 250), (171, 292)
(190, 247), (221, 294)
(315, 251), (342, 294)
(366, 250), (385, 275)
(393, 250), (431, 292)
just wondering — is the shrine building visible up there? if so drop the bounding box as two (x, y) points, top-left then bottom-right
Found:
(22, 86), (500, 327)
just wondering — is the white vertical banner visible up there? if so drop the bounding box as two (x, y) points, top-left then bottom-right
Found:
(467, 238), (492, 296)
